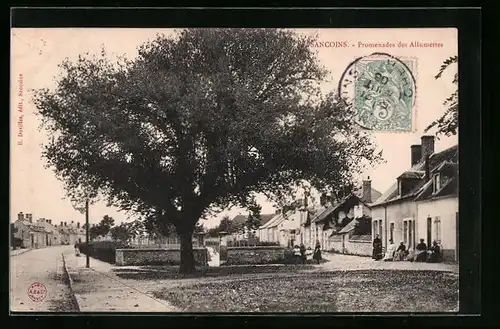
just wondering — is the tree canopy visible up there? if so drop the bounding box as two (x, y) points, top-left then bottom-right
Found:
(425, 56), (458, 136)
(89, 215), (114, 241)
(33, 28), (381, 273)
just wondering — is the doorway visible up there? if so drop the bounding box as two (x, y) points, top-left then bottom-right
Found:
(427, 217), (432, 247)
(30, 234), (34, 248)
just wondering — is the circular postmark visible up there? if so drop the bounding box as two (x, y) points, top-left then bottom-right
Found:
(338, 52), (417, 132)
(28, 282), (47, 302)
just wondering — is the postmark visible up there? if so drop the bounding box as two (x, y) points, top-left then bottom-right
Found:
(28, 282), (47, 302)
(338, 52), (417, 132)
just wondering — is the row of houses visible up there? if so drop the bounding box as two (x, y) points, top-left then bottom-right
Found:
(227, 135), (459, 262)
(12, 212), (86, 249)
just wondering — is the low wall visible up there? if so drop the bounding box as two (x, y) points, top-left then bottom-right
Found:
(115, 248), (208, 266)
(226, 246), (287, 265)
(328, 238), (372, 257)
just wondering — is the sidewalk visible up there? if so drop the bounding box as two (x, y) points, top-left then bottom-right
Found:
(10, 248), (31, 256)
(62, 250), (179, 312)
(319, 253), (459, 273)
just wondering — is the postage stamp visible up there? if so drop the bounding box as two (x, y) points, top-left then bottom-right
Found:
(339, 53), (418, 132)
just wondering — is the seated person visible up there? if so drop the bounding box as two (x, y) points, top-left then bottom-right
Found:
(427, 240), (442, 263)
(415, 239), (428, 262)
(383, 239), (396, 261)
(394, 241), (406, 261)
(293, 245), (301, 264)
(405, 247), (415, 262)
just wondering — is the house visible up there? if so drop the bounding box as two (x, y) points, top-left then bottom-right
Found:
(300, 179), (381, 251)
(58, 221), (86, 244)
(329, 215), (373, 256)
(256, 209), (302, 247)
(13, 213), (52, 249)
(229, 213), (275, 242)
(36, 218), (61, 246)
(256, 209), (299, 245)
(370, 135), (458, 262)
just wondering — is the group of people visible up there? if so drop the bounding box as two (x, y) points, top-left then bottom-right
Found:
(372, 234), (442, 263)
(293, 240), (323, 264)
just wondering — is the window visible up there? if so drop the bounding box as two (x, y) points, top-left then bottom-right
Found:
(402, 219), (414, 247)
(433, 174), (441, 193)
(378, 221), (382, 238)
(434, 216), (441, 242)
(390, 223), (395, 241)
(403, 221), (408, 244)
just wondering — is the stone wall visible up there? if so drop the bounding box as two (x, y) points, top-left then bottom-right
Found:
(328, 235), (372, 257)
(115, 248), (208, 266)
(226, 246), (287, 265)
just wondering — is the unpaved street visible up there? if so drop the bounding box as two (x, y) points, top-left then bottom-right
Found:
(10, 245), (78, 312)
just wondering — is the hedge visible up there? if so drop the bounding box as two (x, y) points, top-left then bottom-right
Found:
(78, 241), (131, 264)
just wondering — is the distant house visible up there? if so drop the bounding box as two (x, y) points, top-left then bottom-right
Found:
(13, 213), (52, 249)
(58, 220), (86, 245)
(36, 218), (61, 246)
(300, 179), (381, 251)
(370, 135), (458, 262)
(228, 213), (275, 242)
(256, 210), (301, 247)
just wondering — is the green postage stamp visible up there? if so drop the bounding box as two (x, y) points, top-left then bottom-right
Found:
(339, 53), (418, 132)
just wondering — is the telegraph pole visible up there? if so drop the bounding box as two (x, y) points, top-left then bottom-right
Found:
(85, 199), (90, 268)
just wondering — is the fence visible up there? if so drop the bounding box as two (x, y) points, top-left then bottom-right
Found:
(129, 235), (204, 249)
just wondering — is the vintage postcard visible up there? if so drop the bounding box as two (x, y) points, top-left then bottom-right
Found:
(10, 27), (458, 313)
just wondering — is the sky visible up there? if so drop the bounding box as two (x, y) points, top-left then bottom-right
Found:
(10, 28), (458, 229)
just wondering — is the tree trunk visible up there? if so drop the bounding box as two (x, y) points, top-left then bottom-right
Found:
(178, 227), (196, 274)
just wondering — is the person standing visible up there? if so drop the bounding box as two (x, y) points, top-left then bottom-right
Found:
(313, 240), (322, 264)
(74, 242), (80, 257)
(293, 245), (301, 264)
(300, 243), (307, 264)
(372, 234), (383, 260)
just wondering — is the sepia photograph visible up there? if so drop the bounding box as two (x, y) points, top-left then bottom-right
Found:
(10, 26), (459, 313)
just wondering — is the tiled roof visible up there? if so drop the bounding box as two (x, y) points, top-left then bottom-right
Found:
(353, 187), (383, 204)
(338, 218), (359, 234)
(398, 170), (426, 179)
(371, 144), (458, 206)
(17, 220), (50, 233)
(259, 211), (294, 229)
(350, 234), (372, 241)
(231, 213), (275, 230)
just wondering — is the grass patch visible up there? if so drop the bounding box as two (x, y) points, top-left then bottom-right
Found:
(152, 270), (458, 312)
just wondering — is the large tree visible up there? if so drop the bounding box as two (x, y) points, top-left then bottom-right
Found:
(425, 56), (458, 136)
(33, 28), (380, 273)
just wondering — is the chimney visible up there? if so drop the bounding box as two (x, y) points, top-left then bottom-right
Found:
(410, 144), (422, 166)
(421, 135), (435, 161)
(77, 222), (80, 229)
(424, 155), (431, 180)
(362, 177), (372, 203)
(18, 212), (24, 221)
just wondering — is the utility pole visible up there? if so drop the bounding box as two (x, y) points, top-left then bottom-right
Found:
(85, 199), (90, 268)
